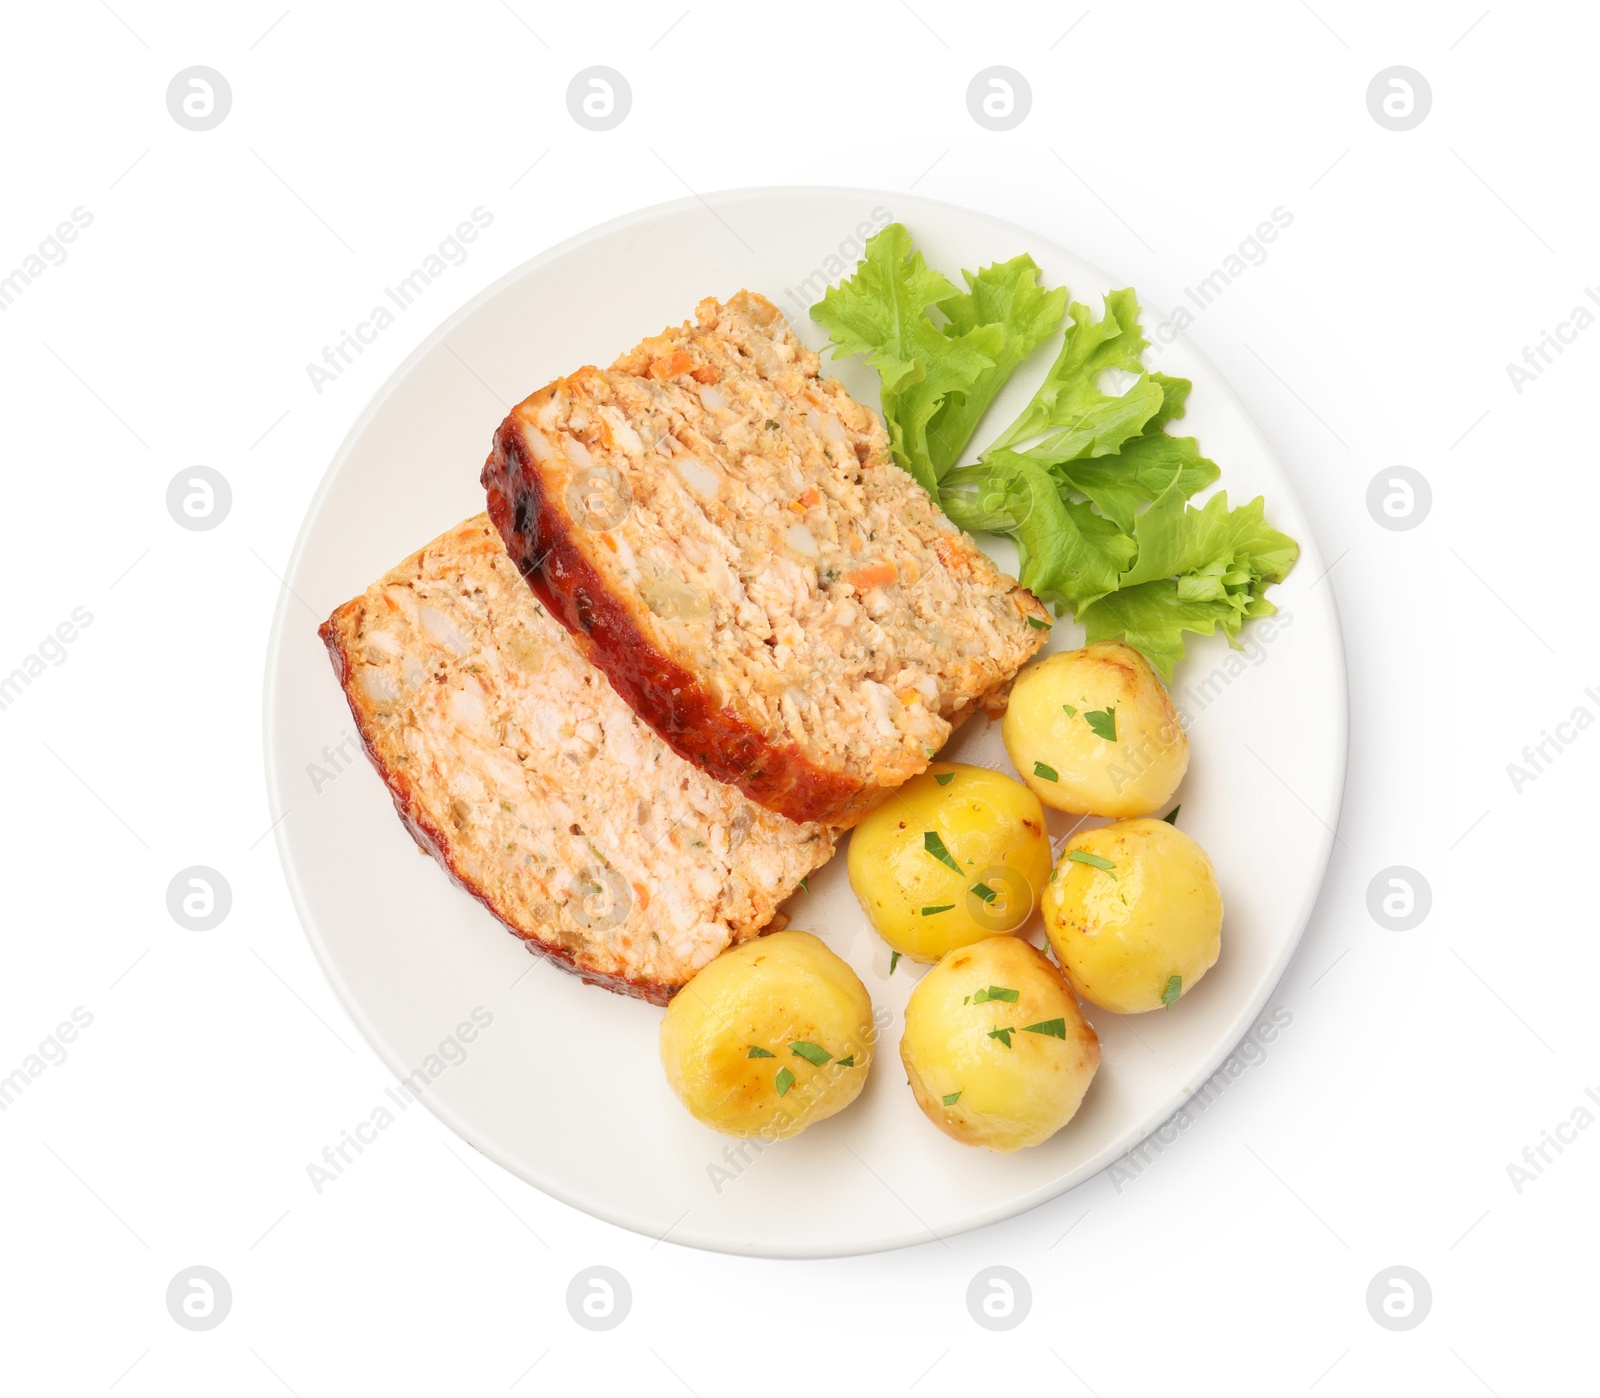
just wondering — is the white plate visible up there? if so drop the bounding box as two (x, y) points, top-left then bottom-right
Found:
(265, 188), (1346, 1257)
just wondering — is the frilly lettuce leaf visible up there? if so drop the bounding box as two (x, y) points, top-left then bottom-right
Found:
(1077, 489), (1299, 679)
(946, 373), (1218, 534)
(926, 254), (1066, 476)
(1049, 373), (1221, 533)
(810, 228), (1298, 680)
(945, 456), (1134, 612)
(810, 223), (1003, 497)
(987, 289), (1162, 455)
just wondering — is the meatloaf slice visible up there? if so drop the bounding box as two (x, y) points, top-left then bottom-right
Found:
(319, 515), (835, 1004)
(482, 290), (1050, 828)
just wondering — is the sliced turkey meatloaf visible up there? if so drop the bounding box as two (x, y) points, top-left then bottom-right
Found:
(482, 290), (1050, 828)
(319, 515), (835, 1004)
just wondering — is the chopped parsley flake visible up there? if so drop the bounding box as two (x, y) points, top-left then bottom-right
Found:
(774, 1067), (795, 1096)
(987, 1026), (1015, 1048)
(789, 1041), (832, 1067)
(1067, 849), (1115, 871)
(923, 830), (962, 872)
(942, 1091), (963, 1106)
(1084, 707), (1118, 742)
(970, 881), (999, 904)
(1021, 1018), (1066, 1038)
(1162, 805), (1181, 825)
(889, 950), (901, 973)
(1025, 615), (1051, 630)
(972, 985), (1019, 1004)
(1162, 974), (1182, 1008)
(1033, 761), (1059, 782)
(747, 1046), (775, 1058)
(934, 771), (955, 786)
(798, 876), (809, 892)
(921, 904), (955, 916)
(1062, 704), (1077, 718)
(837, 1055), (856, 1068)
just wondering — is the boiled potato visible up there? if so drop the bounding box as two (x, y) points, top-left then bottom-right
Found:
(1042, 818), (1222, 1013)
(900, 936), (1099, 1152)
(659, 930), (873, 1139)
(1002, 641), (1188, 818)
(847, 763), (1051, 963)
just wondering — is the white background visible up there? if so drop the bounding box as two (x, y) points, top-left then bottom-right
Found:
(0, 0), (1592, 1393)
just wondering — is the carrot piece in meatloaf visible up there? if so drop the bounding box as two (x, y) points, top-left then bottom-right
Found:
(482, 291), (1050, 829)
(319, 515), (835, 1004)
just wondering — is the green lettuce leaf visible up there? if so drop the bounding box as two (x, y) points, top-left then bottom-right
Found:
(1049, 373), (1221, 532)
(944, 373), (1217, 535)
(1075, 583), (1230, 680)
(810, 223), (1002, 497)
(925, 255), (1066, 476)
(988, 289), (1162, 455)
(945, 457), (1134, 612)
(811, 227), (1299, 681)
(1118, 486), (1298, 590)
(1077, 488), (1299, 679)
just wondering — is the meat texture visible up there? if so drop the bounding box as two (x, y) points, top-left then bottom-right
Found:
(319, 515), (835, 1003)
(483, 291), (1050, 828)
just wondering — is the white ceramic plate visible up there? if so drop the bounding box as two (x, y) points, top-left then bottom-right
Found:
(265, 188), (1346, 1257)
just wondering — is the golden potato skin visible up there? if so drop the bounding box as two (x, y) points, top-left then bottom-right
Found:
(847, 763), (1052, 963)
(659, 930), (873, 1139)
(900, 937), (1099, 1152)
(1042, 818), (1222, 1014)
(1002, 641), (1188, 818)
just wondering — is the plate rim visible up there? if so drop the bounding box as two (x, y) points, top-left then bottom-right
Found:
(263, 184), (1350, 1257)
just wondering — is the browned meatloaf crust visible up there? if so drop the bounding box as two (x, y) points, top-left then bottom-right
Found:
(319, 515), (835, 1004)
(482, 290), (1050, 828)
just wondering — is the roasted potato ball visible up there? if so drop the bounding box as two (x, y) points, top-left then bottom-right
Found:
(659, 930), (873, 1139)
(847, 763), (1052, 963)
(1002, 641), (1188, 818)
(1042, 818), (1222, 1013)
(900, 936), (1099, 1152)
